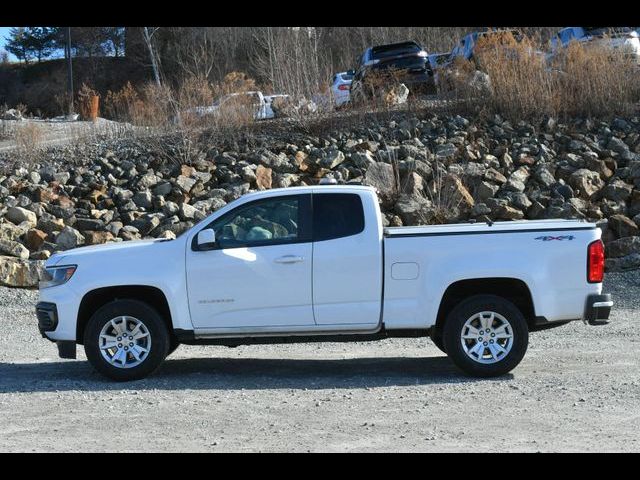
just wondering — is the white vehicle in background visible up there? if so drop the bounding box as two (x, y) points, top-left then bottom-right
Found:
(37, 185), (612, 382)
(331, 70), (354, 107)
(186, 91), (289, 121)
(551, 27), (640, 62)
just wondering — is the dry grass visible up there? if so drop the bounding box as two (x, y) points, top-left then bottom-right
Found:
(13, 122), (44, 164)
(553, 41), (640, 117)
(440, 32), (640, 120)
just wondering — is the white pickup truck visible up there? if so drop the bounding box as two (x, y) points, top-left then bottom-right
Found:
(36, 185), (612, 381)
(187, 91), (289, 121)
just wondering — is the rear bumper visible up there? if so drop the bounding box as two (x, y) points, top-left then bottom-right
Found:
(584, 294), (613, 325)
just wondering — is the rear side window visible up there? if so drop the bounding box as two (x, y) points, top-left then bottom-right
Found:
(313, 193), (365, 242)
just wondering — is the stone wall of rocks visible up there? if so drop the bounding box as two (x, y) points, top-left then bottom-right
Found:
(1, 112), (640, 287)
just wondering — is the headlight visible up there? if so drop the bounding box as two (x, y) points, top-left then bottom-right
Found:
(40, 265), (77, 289)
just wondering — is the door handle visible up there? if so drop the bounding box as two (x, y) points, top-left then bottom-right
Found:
(274, 255), (304, 264)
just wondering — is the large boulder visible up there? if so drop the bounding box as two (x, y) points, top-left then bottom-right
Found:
(364, 162), (396, 204)
(439, 174), (474, 209)
(56, 226), (85, 250)
(6, 206), (37, 227)
(0, 240), (30, 260)
(0, 257), (44, 288)
(319, 150), (345, 170)
(606, 253), (640, 272)
(0, 222), (28, 242)
(255, 165), (273, 190)
(602, 179), (633, 202)
(84, 231), (115, 245)
(606, 236), (640, 258)
(384, 83), (409, 106)
(608, 214), (639, 238)
(394, 194), (431, 225)
(569, 169), (604, 199)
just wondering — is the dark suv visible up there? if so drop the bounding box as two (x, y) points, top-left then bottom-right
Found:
(350, 41), (435, 102)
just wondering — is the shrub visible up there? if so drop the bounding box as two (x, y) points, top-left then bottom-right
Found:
(103, 82), (140, 122)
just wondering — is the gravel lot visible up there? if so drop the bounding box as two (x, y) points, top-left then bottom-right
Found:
(0, 271), (638, 452)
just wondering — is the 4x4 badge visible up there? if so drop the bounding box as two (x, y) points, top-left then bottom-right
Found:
(535, 235), (575, 241)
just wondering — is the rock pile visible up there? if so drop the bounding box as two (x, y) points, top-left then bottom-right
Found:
(1, 112), (640, 287)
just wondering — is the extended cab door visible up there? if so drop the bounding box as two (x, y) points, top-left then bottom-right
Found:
(311, 191), (383, 326)
(186, 194), (315, 330)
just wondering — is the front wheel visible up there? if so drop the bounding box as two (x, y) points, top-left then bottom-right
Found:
(84, 299), (170, 381)
(443, 295), (528, 377)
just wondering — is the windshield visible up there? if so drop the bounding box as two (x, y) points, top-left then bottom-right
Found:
(371, 42), (422, 60)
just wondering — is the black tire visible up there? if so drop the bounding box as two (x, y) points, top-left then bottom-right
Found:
(429, 328), (447, 354)
(83, 299), (170, 381)
(167, 337), (180, 357)
(443, 295), (529, 377)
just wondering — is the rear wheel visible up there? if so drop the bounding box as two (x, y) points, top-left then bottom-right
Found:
(443, 295), (528, 377)
(84, 299), (170, 381)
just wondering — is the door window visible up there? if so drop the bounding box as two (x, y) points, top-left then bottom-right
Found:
(208, 195), (310, 249)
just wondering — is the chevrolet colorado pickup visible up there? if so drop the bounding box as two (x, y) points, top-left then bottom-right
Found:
(36, 185), (612, 381)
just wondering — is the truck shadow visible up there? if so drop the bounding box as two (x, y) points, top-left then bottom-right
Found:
(0, 356), (513, 393)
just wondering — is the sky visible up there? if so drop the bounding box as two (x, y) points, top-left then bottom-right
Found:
(0, 27), (17, 60)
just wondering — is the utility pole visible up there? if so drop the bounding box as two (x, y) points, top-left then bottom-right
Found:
(65, 27), (74, 118)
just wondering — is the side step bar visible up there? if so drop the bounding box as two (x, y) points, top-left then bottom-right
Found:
(174, 328), (429, 347)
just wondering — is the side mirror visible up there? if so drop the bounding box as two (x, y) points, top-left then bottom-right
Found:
(347, 69), (355, 76)
(196, 229), (216, 250)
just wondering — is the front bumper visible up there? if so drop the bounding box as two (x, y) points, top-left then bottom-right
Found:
(36, 301), (77, 359)
(584, 294), (613, 326)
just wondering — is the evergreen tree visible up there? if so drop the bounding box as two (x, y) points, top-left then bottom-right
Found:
(4, 27), (58, 63)
(26, 27), (58, 62)
(5, 27), (32, 63)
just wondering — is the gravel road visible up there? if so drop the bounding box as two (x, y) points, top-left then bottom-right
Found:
(1, 271), (638, 452)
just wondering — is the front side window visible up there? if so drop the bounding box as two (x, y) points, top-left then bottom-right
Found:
(210, 195), (309, 249)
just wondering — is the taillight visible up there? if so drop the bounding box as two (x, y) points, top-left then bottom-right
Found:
(338, 84), (350, 91)
(587, 240), (605, 283)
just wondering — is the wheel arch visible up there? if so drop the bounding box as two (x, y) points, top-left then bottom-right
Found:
(76, 285), (173, 344)
(434, 277), (536, 333)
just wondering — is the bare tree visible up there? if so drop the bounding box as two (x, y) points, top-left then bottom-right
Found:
(142, 27), (162, 87)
